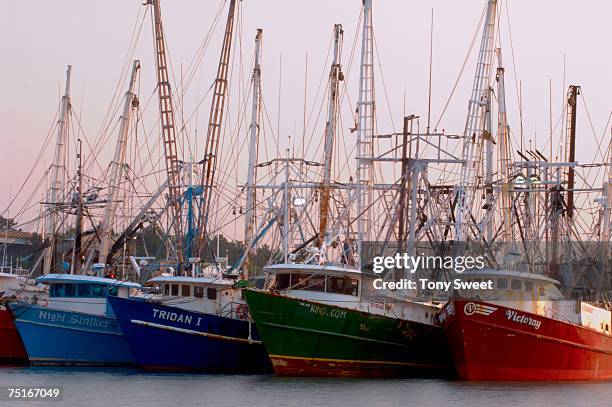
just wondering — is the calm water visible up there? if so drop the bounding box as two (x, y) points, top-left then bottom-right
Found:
(1, 367), (611, 407)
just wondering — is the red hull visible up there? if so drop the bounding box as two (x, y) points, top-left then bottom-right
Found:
(0, 308), (28, 364)
(440, 299), (612, 381)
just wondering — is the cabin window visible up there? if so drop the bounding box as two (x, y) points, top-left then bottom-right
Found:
(78, 283), (92, 297)
(292, 273), (307, 290)
(207, 288), (217, 300)
(181, 285), (191, 297)
(511, 279), (522, 291)
(194, 286), (204, 298)
(254, 277), (266, 289)
(50, 282), (112, 298)
(313, 276), (326, 292)
(328, 277), (344, 293)
(292, 273), (326, 292)
(299, 275), (325, 292)
(50, 284), (64, 297)
(64, 283), (76, 297)
(496, 279), (508, 289)
(273, 274), (291, 290)
(107, 286), (118, 296)
(524, 282), (533, 292)
(171, 284), (179, 296)
(92, 284), (104, 297)
(164, 284), (170, 296)
(351, 279), (359, 296)
(327, 276), (358, 296)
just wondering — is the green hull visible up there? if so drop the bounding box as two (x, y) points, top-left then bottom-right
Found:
(243, 289), (453, 377)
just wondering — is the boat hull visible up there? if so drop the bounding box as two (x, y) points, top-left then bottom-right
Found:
(243, 289), (453, 377)
(8, 302), (134, 366)
(0, 308), (28, 364)
(107, 295), (272, 373)
(439, 299), (612, 380)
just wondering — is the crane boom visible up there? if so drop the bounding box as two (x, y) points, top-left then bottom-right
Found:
(455, 0), (497, 243)
(318, 24), (344, 248)
(496, 49), (512, 244)
(242, 28), (263, 278)
(97, 60), (141, 266)
(43, 65), (72, 275)
(604, 127), (612, 243)
(564, 85), (581, 218)
(196, 0), (238, 258)
(355, 0), (375, 269)
(149, 0), (184, 265)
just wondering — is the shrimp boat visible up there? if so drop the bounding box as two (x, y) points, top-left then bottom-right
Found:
(244, 264), (451, 377)
(8, 272), (140, 365)
(238, 0), (462, 377)
(0, 263), (47, 364)
(108, 261), (272, 372)
(439, 269), (612, 380)
(434, 0), (612, 380)
(0, 307), (27, 364)
(4, 58), (144, 366)
(107, 0), (271, 372)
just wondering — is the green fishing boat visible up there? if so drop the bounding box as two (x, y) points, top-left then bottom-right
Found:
(243, 263), (453, 377)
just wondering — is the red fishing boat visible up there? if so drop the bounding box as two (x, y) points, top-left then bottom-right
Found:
(0, 271), (46, 364)
(0, 307), (28, 364)
(439, 269), (612, 381)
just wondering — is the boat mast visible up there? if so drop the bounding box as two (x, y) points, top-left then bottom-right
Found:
(97, 60), (141, 267)
(243, 28), (263, 278)
(604, 126), (612, 243)
(496, 49), (512, 245)
(196, 0), (238, 259)
(483, 85), (494, 242)
(70, 139), (83, 274)
(603, 127), (612, 287)
(318, 24), (344, 249)
(455, 0), (497, 243)
(43, 65), (72, 275)
(356, 0), (375, 269)
(149, 0), (184, 266)
(564, 85), (580, 219)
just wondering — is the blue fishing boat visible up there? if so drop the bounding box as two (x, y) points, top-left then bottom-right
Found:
(107, 274), (272, 372)
(8, 274), (140, 365)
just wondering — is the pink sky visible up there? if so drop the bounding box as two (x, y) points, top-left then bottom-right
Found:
(1, 0), (610, 227)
